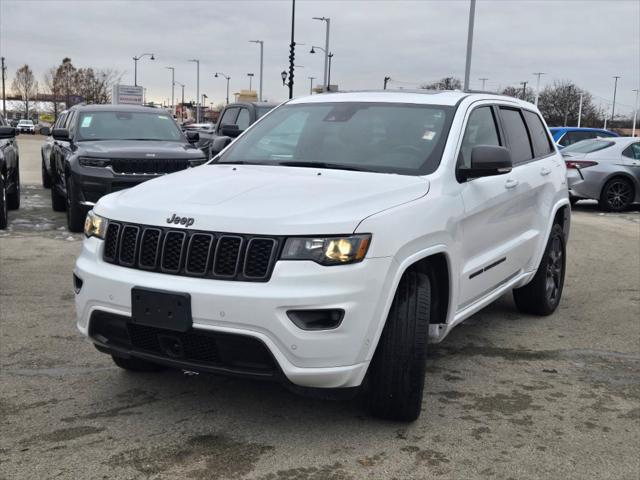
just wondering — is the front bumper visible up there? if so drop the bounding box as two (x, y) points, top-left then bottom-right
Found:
(74, 237), (395, 388)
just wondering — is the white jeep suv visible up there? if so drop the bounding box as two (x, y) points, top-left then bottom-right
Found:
(75, 91), (569, 421)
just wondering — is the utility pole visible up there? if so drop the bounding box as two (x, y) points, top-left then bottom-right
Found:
(189, 59), (200, 123)
(327, 53), (333, 89)
(632, 89), (639, 137)
(533, 72), (545, 106)
(309, 76), (316, 94)
(174, 81), (185, 123)
(577, 92), (584, 127)
(1, 57), (6, 118)
(165, 67), (175, 114)
(312, 17), (330, 91)
(520, 81), (528, 100)
(478, 77), (488, 90)
(611, 75), (620, 124)
(249, 40), (264, 101)
(463, 0), (476, 91)
(288, 0), (296, 99)
(384, 76), (391, 90)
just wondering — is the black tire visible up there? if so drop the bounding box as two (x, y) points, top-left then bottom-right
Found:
(599, 177), (634, 212)
(6, 162), (20, 210)
(65, 174), (86, 232)
(42, 154), (52, 189)
(366, 270), (431, 421)
(112, 355), (167, 372)
(0, 173), (7, 230)
(513, 223), (566, 316)
(51, 170), (67, 212)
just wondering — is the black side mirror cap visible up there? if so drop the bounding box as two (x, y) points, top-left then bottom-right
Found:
(210, 136), (234, 158)
(40, 126), (51, 136)
(221, 124), (242, 138)
(52, 128), (71, 142)
(186, 130), (200, 143)
(0, 126), (16, 139)
(458, 145), (512, 181)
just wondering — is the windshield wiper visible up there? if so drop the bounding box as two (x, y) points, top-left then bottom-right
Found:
(277, 161), (374, 172)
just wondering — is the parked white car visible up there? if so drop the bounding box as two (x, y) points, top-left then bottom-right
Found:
(75, 90), (570, 420)
(16, 119), (35, 134)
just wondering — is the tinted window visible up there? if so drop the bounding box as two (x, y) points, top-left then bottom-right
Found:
(459, 106), (500, 168)
(523, 110), (553, 157)
(236, 108), (251, 130)
(75, 111), (183, 141)
(622, 142), (640, 160)
(55, 113), (67, 129)
(559, 130), (602, 147)
(562, 139), (614, 154)
(219, 108), (239, 126)
(499, 108), (533, 164)
(221, 102), (454, 175)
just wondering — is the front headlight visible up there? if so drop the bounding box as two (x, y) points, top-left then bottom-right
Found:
(84, 210), (108, 239)
(79, 157), (111, 168)
(281, 234), (371, 266)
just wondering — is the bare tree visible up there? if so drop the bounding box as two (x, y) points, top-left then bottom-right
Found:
(420, 77), (462, 90)
(53, 57), (77, 108)
(537, 81), (603, 127)
(11, 64), (38, 118)
(501, 85), (535, 103)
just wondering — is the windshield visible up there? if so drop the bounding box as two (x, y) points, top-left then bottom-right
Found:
(219, 102), (454, 175)
(18, 120), (33, 125)
(561, 139), (615, 154)
(75, 111), (183, 141)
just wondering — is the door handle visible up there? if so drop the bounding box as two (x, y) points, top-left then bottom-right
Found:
(540, 167), (552, 176)
(504, 178), (519, 189)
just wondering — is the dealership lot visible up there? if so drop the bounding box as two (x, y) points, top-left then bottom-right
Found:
(1, 135), (639, 479)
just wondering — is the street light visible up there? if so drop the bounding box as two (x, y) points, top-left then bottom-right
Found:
(532, 72), (545, 106)
(632, 88), (639, 137)
(247, 73), (255, 91)
(214, 73), (230, 105)
(327, 53), (334, 90)
(312, 16), (330, 91)
(188, 59), (200, 123)
(249, 40), (264, 101)
(463, 0), (476, 91)
(165, 66), (175, 113)
(281, 70), (288, 86)
(201, 94), (208, 120)
(133, 53), (155, 86)
(611, 75), (621, 124)
(174, 81), (185, 123)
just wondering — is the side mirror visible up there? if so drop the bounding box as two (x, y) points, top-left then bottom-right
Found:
(0, 127), (16, 139)
(458, 145), (512, 181)
(221, 124), (242, 138)
(186, 130), (200, 143)
(210, 136), (234, 157)
(40, 126), (51, 136)
(52, 128), (71, 142)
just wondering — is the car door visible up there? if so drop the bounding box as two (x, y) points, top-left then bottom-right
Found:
(216, 107), (239, 135)
(457, 104), (524, 309)
(621, 141), (640, 193)
(52, 110), (75, 190)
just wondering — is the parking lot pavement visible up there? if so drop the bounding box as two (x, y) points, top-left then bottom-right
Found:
(1, 135), (639, 480)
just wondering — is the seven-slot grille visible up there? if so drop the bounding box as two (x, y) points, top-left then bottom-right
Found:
(103, 221), (279, 282)
(110, 158), (191, 175)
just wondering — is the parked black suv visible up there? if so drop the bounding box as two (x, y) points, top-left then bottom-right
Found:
(198, 101), (277, 158)
(50, 104), (205, 232)
(0, 114), (20, 229)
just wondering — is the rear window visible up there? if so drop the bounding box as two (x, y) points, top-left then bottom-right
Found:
(523, 110), (554, 157)
(562, 139), (615, 154)
(499, 108), (534, 164)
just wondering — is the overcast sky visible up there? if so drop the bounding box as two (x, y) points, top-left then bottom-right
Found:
(1, 0), (639, 115)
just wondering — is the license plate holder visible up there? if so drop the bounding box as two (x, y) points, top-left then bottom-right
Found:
(131, 287), (192, 332)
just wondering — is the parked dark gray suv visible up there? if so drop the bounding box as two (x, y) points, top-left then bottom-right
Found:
(0, 114), (20, 229)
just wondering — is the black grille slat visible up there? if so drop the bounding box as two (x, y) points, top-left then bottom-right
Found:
(161, 231), (186, 273)
(213, 236), (243, 277)
(101, 222), (278, 282)
(110, 158), (190, 175)
(138, 228), (162, 269)
(118, 226), (140, 266)
(244, 238), (276, 279)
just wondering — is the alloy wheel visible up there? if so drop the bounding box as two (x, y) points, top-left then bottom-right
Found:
(545, 235), (563, 304)
(606, 180), (632, 210)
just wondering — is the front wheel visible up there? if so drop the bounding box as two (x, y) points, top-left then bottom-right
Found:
(6, 163), (20, 210)
(42, 154), (52, 188)
(65, 174), (86, 232)
(365, 270), (431, 421)
(599, 177), (634, 212)
(513, 223), (566, 315)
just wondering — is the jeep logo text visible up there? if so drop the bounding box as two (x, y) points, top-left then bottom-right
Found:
(166, 214), (195, 227)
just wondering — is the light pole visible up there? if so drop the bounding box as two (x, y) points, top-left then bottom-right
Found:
(1, 57), (6, 118)
(133, 53), (154, 86)
(214, 73), (230, 105)
(201, 94), (208, 121)
(288, 0), (296, 100)
(308, 76), (316, 94)
(478, 77), (488, 90)
(520, 81), (528, 100)
(247, 73), (254, 91)
(165, 66), (175, 113)
(327, 53), (334, 90)
(249, 40), (264, 101)
(577, 92), (584, 128)
(384, 76), (391, 90)
(533, 72), (545, 106)
(174, 81), (185, 123)
(632, 89), (639, 137)
(463, 0), (476, 91)
(611, 75), (621, 124)
(310, 46), (332, 90)
(188, 59), (200, 123)
(312, 16), (330, 91)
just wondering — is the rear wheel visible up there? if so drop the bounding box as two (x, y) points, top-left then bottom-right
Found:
(366, 270), (431, 421)
(513, 223), (565, 315)
(65, 174), (86, 232)
(599, 177), (634, 212)
(6, 163), (20, 210)
(0, 173), (8, 229)
(112, 355), (167, 372)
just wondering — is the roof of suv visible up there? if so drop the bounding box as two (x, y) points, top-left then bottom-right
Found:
(288, 90), (533, 108)
(68, 104), (169, 113)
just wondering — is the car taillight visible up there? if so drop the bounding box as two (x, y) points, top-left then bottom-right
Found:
(565, 160), (598, 169)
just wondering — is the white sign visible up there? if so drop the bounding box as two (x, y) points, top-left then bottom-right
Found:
(112, 85), (144, 105)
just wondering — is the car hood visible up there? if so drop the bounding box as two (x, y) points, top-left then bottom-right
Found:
(95, 164), (429, 235)
(75, 140), (204, 159)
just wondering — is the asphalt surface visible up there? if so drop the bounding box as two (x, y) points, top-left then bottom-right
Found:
(1, 135), (639, 480)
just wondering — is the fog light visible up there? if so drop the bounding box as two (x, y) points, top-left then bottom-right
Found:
(287, 309), (345, 331)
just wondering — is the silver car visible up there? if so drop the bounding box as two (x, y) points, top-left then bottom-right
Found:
(565, 137), (640, 211)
